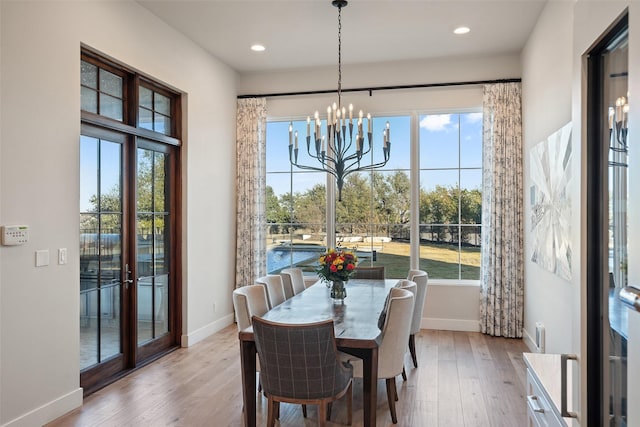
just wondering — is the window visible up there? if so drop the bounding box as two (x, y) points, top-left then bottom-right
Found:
(139, 85), (173, 135)
(265, 111), (482, 281)
(81, 60), (125, 121)
(419, 113), (482, 280)
(266, 121), (326, 275)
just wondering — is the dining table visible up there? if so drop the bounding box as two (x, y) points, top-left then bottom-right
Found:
(238, 278), (398, 427)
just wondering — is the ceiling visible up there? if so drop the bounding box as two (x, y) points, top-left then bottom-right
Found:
(137, 0), (547, 74)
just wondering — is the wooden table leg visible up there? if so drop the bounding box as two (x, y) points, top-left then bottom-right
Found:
(362, 347), (378, 427)
(339, 346), (378, 427)
(240, 338), (257, 427)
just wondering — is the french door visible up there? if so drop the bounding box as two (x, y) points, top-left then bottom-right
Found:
(79, 125), (180, 394)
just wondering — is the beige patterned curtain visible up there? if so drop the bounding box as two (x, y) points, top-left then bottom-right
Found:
(235, 98), (267, 289)
(480, 83), (524, 338)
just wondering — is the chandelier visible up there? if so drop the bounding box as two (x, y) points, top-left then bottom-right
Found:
(288, 0), (390, 201)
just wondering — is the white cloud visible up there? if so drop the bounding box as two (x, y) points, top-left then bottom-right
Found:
(466, 112), (483, 123)
(420, 114), (452, 131)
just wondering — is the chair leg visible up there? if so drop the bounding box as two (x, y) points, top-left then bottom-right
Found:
(327, 402), (332, 420)
(402, 365), (407, 381)
(409, 334), (418, 368)
(302, 404), (307, 418)
(266, 398), (276, 427)
(385, 378), (398, 424)
(347, 382), (353, 426)
(318, 402), (327, 427)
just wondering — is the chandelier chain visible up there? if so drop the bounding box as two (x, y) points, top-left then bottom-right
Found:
(337, 4), (342, 110)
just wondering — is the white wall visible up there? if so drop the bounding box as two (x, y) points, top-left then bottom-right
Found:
(239, 54), (521, 96)
(521, 0), (575, 356)
(242, 54), (521, 331)
(0, 1), (237, 425)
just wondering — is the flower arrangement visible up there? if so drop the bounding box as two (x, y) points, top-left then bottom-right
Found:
(316, 248), (358, 283)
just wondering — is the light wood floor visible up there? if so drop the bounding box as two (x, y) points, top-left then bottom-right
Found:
(47, 325), (529, 427)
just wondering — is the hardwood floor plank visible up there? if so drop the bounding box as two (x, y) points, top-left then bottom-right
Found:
(46, 325), (530, 427)
(459, 378), (491, 427)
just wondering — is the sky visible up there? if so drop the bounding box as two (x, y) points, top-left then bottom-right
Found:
(80, 135), (122, 213)
(266, 112), (483, 197)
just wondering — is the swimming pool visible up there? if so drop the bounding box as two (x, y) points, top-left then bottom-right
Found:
(266, 246), (322, 273)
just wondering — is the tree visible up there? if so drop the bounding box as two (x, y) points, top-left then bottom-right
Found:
(337, 173), (371, 234)
(459, 188), (482, 244)
(384, 171), (411, 225)
(294, 184), (326, 233)
(419, 185), (457, 242)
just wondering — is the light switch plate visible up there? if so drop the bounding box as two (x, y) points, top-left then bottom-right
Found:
(36, 250), (49, 267)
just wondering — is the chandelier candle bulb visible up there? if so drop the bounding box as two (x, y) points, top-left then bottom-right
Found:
(288, 122), (293, 146)
(616, 97), (623, 121)
(307, 116), (311, 138)
(609, 107), (615, 130)
(367, 113), (372, 133)
(349, 104), (353, 122)
(295, 131), (298, 149)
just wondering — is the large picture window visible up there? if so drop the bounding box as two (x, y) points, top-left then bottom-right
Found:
(265, 111), (482, 281)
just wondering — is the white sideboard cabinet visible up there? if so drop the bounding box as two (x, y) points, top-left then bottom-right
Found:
(523, 353), (577, 427)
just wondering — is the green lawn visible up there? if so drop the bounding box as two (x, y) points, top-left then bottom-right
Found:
(269, 239), (481, 280)
(360, 241), (480, 279)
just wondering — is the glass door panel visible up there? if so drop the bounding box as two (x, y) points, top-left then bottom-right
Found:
(604, 28), (628, 427)
(79, 133), (123, 371)
(586, 15), (628, 427)
(136, 145), (171, 349)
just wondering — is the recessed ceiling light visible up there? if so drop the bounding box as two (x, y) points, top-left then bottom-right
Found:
(454, 26), (470, 35)
(250, 44), (266, 52)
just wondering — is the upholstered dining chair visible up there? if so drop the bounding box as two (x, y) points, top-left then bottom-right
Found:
(405, 269), (429, 368)
(232, 285), (270, 394)
(232, 285), (269, 331)
(341, 287), (414, 424)
(256, 275), (287, 309)
(252, 316), (353, 427)
(352, 265), (385, 280)
(280, 267), (306, 296)
(279, 272), (296, 300)
(395, 279), (418, 381)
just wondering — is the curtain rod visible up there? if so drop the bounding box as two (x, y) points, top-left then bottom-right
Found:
(237, 78), (521, 99)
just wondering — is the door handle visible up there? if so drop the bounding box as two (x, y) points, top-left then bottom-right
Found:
(123, 263), (134, 289)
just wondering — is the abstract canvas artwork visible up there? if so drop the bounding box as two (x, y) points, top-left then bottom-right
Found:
(530, 122), (573, 280)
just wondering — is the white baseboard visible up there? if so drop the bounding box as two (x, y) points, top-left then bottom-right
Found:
(181, 313), (235, 347)
(1, 387), (83, 427)
(522, 327), (541, 352)
(422, 317), (480, 332)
